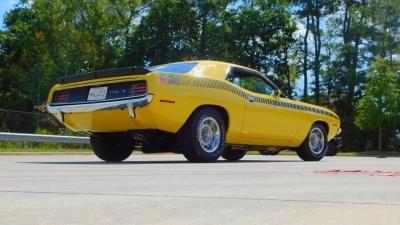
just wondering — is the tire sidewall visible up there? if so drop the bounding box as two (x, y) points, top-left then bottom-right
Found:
(326, 141), (338, 156)
(187, 108), (226, 162)
(90, 134), (133, 162)
(298, 124), (328, 161)
(221, 146), (246, 161)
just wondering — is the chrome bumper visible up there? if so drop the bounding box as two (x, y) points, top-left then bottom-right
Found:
(47, 94), (153, 122)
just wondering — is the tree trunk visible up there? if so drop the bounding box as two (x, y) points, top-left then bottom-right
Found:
(303, 15), (310, 101)
(284, 48), (292, 99)
(316, 12), (321, 105)
(379, 126), (382, 154)
(326, 47), (332, 105)
(310, 2), (321, 105)
(198, 16), (208, 56)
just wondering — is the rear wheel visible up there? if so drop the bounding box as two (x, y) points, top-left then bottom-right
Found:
(296, 124), (327, 161)
(90, 133), (133, 162)
(221, 147), (246, 161)
(181, 107), (226, 162)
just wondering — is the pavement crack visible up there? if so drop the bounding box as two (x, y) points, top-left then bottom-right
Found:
(0, 190), (399, 206)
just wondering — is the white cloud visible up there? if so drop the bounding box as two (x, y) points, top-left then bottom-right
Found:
(8, 0), (18, 7)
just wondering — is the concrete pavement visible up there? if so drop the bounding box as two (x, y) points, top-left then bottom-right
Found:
(0, 154), (399, 225)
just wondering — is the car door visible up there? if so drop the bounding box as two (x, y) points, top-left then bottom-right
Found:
(226, 67), (300, 143)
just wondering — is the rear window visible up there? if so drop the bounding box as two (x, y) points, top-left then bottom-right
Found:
(150, 62), (198, 74)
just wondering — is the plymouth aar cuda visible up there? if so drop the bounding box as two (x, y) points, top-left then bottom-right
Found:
(47, 61), (341, 162)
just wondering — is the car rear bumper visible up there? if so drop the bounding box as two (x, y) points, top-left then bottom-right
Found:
(47, 94), (154, 123)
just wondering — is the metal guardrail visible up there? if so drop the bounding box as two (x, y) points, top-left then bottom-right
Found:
(0, 132), (90, 144)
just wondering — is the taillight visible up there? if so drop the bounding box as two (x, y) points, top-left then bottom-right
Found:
(130, 83), (147, 95)
(54, 91), (69, 103)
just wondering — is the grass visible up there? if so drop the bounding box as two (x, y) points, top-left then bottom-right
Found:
(356, 151), (400, 157)
(0, 147), (91, 153)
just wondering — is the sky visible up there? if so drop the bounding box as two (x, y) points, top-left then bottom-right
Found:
(0, 0), (18, 28)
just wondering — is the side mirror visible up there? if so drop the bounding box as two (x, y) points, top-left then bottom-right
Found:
(274, 89), (281, 97)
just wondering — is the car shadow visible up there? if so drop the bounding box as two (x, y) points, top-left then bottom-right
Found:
(19, 159), (302, 165)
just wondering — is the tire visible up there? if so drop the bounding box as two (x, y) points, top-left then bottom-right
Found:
(90, 133), (134, 162)
(180, 107), (226, 162)
(296, 124), (328, 161)
(222, 147), (246, 161)
(325, 141), (339, 156)
(259, 150), (279, 156)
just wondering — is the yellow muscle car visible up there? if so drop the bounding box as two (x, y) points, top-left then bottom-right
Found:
(47, 61), (341, 162)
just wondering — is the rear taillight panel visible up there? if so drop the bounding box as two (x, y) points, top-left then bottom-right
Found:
(51, 80), (147, 105)
(106, 80), (147, 99)
(130, 83), (147, 95)
(53, 91), (69, 103)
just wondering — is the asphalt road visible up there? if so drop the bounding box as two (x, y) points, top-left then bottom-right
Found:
(1, 154), (400, 225)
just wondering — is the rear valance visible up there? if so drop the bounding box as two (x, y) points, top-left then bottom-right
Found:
(59, 67), (151, 84)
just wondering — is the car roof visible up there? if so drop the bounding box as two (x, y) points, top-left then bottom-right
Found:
(152, 60), (262, 80)
(151, 60), (281, 91)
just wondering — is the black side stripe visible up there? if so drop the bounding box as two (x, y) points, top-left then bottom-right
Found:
(166, 75), (339, 119)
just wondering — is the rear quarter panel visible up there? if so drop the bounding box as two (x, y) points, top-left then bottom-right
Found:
(147, 72), (246, 143)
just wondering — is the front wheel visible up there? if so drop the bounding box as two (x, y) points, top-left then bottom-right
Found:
(325, 141), (339, 156)
(180, 107), (226, 162)
(296, 124), (327, 161)
(90, 133), (134, 162)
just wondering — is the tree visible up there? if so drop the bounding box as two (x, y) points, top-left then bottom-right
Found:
(365, 0), (400, 65)
(124, 0), (198, 66)
(192, 0), (232, 57)
(108, 0), (153, 66)
(221, 0), (297, 96)
(355, 59), (399, 153)
(323, 0), (400, 150)
(292, 0), (337, 104)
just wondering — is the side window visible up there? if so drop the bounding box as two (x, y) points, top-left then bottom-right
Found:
(227, 71), (274, 95)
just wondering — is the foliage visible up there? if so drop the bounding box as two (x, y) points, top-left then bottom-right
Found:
(355, 59), (400, 150)
(220, 1), (297, 96)
(355, 59), (399, 130)
(0, 0), (399, 151)
(124, 0), (199, 66)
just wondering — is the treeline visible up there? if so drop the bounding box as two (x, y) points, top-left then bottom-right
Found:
(0, 0), (399, 151)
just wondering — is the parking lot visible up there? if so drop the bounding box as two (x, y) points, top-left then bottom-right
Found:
(1, 154), (399, 225)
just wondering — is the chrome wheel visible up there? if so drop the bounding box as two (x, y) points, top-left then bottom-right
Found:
(197, 116), (221, 153)
(308, 127), (325, 155)
(182, 107), (225, 162)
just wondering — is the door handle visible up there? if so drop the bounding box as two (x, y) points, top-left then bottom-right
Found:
(247, 96), (255, 103)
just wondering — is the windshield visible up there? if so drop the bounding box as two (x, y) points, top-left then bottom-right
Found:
(150, 62), (198, 74)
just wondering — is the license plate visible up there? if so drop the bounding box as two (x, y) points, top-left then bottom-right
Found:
(87, 86), (108, 101)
